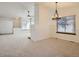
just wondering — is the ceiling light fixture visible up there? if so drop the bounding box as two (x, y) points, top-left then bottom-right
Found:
(52, 2), (61, 20)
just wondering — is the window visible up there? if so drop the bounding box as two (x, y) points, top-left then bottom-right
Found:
(21, 17), (34, 30)
(57, 15), (76, 35)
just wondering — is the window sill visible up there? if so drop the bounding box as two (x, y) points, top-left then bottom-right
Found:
(56, 32), (76, 35)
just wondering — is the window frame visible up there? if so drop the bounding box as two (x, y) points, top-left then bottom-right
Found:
(56, 15), (76, 35)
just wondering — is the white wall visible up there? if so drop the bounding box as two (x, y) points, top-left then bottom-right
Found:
(31, 4), (50, 41)
(0, 18), (13, 34)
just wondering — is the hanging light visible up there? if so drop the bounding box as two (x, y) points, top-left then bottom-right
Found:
(27, 10), (31, 40)
(52, 2), (61, 20)
(27, 11), (31, 17)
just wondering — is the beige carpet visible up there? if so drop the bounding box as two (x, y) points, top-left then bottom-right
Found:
(0, 28), (79, 57)
(22, 38), (79, 57)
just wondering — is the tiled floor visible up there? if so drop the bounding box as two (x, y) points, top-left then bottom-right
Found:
(0, 28), (79, 57)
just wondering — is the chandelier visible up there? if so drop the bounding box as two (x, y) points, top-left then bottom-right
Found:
(52, 2), (61, 20)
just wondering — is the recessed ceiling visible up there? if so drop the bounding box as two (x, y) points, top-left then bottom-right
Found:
(39, 2), (79, 9)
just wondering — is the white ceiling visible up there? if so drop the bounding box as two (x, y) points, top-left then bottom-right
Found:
(0, 2), (79, 18)
(39, 2), (79, 9)
(0, 2), (34, 18)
